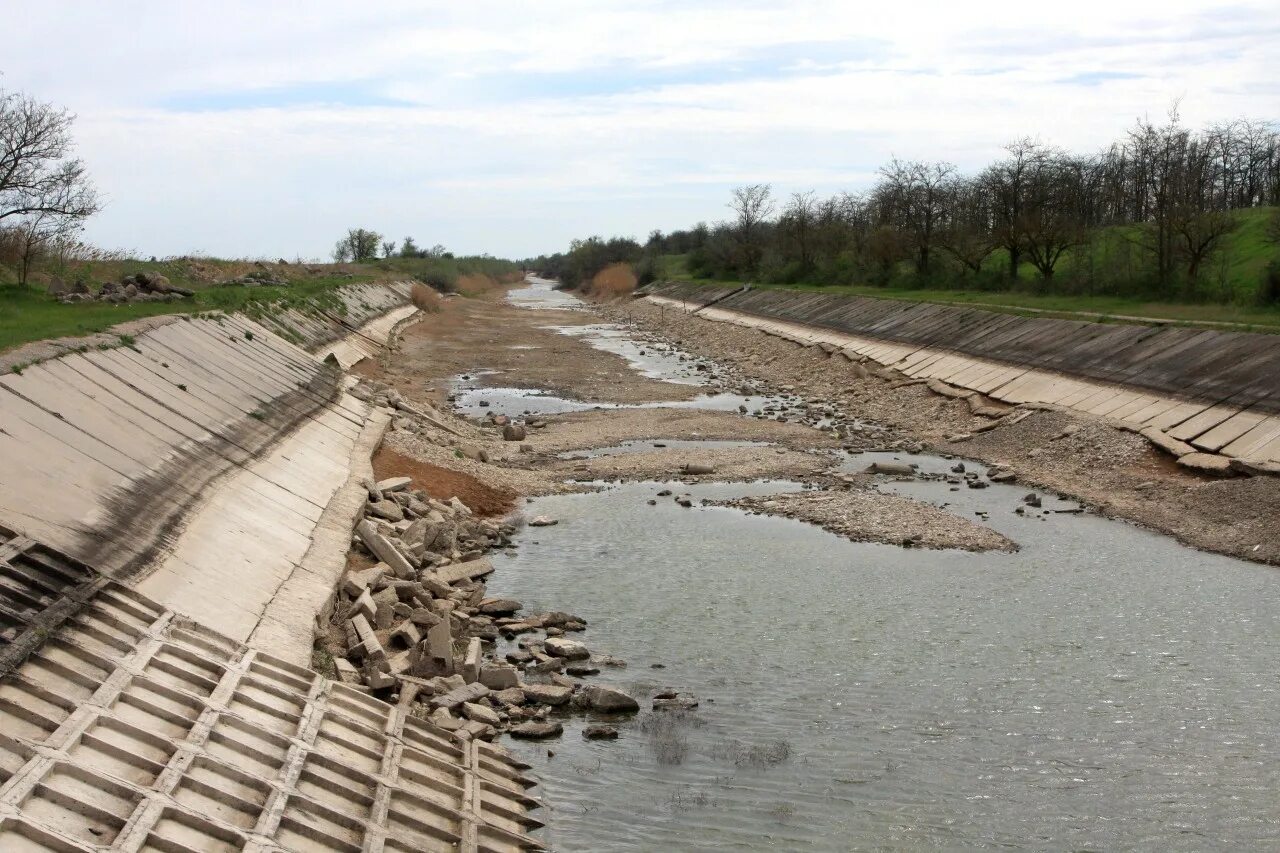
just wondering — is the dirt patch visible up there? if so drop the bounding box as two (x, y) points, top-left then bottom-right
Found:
(372, 445), (517, 516)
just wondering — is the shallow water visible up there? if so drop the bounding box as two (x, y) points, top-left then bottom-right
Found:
(557, 439), (769, 460)
(497, 473), (1280, 851)
(451, 384), (779, 418)
(553, 323), (708, 385)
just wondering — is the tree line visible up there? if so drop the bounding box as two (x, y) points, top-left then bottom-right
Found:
(533, 109), (1280, 303)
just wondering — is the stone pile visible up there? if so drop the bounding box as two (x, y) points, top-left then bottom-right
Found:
(56, 271), (194, 304)
(219, 266), (290, 287)
(326, 473), (648, 743)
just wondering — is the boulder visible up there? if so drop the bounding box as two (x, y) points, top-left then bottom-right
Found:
(479, 664), (520, 690)
(544, 637), (590, 660)
(521, 683), (573, 706)
(377, 476), (413, 493)
(577, 686), (639, 714)
(509, 721), (563, 739)
(478, 598), (522, 616)
(528, 516), (558, 527)
(582, 725), (619, 740)
(503, 424), (527, 441)
(367, 499), (404, 522)
(866, 461), (916, 476)
(680, 463), (716, 475)
(461, 701), (502, 726)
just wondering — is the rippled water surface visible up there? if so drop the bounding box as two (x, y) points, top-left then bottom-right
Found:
(496, 469), (1280, 851)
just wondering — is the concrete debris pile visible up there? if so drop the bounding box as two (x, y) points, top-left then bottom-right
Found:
(55, 270), (194, 304)
(323, 474), (653, 743)
(352, 381), (466, 439)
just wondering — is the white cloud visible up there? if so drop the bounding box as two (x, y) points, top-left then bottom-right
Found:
(4, 0), (1277, 258)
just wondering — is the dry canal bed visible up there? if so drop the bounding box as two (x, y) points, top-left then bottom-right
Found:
(363, 278), (1280, 850)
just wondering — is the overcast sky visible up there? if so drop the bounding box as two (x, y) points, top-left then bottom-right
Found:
(7, 1), (1278, 260)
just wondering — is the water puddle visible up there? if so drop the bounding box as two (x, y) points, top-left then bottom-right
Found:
(553, 324), (709, 385)
(557, 439), (769, 460)
(507, 278), (587, 310)
(450, 383), (781, 419)
(496, 471), (1280, 851)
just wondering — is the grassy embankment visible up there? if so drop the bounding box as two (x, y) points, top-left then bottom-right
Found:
(0, 254), (520, 352)
(657, 207), (1280, 331)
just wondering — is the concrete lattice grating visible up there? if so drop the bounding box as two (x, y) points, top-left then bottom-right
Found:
(0, 575), (543, 852)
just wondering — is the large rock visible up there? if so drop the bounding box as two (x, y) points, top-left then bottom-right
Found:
(367, 499), (404, 522)
(522, 683), (573, 706)
(403, 516), (456, 555)
(577, 685), (639, 714)
(543, 637), (590, 660)
(509, 721), (563, 739)
(866, 461), (916, 476)
(479, 598), (522, 616)
(377, 476), (413, 493)
(461, 701), (502, 726)
(480, 664), (520, 690)
(502, 424), (527, 441)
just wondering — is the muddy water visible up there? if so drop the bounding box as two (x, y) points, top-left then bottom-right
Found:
(491, 278), (1280, 849)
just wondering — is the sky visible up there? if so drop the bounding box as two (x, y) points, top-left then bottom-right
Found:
(6, 1), (1279, 261)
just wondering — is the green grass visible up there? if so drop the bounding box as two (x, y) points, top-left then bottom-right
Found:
(0, 249), (521, 353)
(0, 273), (378, 353)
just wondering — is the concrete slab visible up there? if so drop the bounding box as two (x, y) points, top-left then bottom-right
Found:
(0, 576), (541, 852)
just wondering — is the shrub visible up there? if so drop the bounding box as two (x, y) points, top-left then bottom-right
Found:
(410, 282), (444, 312)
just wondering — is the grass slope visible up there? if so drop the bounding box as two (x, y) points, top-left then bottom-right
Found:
(0, 255), (520, 352)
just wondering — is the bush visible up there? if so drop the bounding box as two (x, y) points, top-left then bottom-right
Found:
(410, 283), (444, 312)
(419, 268), (455, 293)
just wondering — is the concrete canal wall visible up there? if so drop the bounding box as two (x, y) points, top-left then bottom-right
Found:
(643, 282), (1280, 474)
(0, 282), (416, 650)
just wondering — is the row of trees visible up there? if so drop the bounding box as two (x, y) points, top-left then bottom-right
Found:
(331, 229), (453, 263)
(0, 88), (101, 285)
(545, 110), (1279, 301)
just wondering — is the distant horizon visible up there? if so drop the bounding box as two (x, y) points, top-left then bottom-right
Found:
(7, 1), (1279, 260)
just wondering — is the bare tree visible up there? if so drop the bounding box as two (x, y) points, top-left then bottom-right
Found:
(381, 239), (397, 259)
(728, 184), (774, 275)
(1018, 154), (1090, 280)
(778, 190), (818, 275)
(1172, 208), (1238, 281)
(876, 159), (955, 274)
(936, 177), (998, 274)
(12, 209), (81, 285)
(1, 90), (99, 225)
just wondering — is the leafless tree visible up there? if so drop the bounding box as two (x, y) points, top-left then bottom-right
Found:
(1, 90), (99, 225)
(876, 159), (955, 274)
(1172, 208), (1238, 281)
(937, 176), (998, 274)
(728, 184), (774, 275)
(778, 190), (818, 275)
(381, 239), (397, 259)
